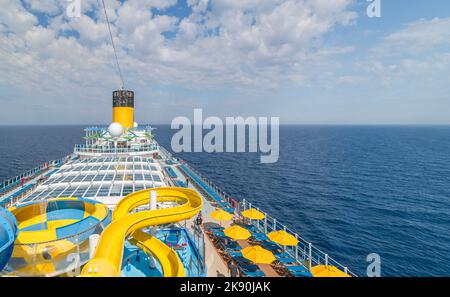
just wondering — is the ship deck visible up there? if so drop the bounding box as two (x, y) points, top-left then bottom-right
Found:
(0, 128), (356, 278)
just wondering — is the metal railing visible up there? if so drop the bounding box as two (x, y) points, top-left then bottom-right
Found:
(189, 225), (207, 277)
(162, 157), (355, 275)
(177, 161), (237, 208)
(154, 145), (356, 276)
(0, 155), (72, 195)
(239, 199), (357, 277)
(0, 183), (39, 208)
(74, 144), (159, 155)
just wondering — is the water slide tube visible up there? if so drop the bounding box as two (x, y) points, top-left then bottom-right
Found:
(7, 198), (110, 276)
(129, 229), (184, 277)
(0, 207), (18, 271)
(80, 187), (203, 277)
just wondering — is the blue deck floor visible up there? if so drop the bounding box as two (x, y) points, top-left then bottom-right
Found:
(156, 228), (205, 277)
(121, 241), (163, 277)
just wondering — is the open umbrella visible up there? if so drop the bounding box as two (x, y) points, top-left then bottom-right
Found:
(267, 230), (299, 246)
(311, 265), (351, 277)
(241, 245), (276, 264)
(210, 209), (233, 222)
(241, 208), (265, 220)
(224, 225), (251, 240)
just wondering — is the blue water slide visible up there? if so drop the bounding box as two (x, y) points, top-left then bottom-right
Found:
(0, 207), (18, 271)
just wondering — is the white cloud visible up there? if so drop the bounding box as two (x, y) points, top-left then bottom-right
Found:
(0, 0), (364, 124)
(148, 0), (178, 10)
(1, 0), (358, 92)
(1, 1), (450, 125)
(24, 0), (62, 15)
(66, 15), (111, 45)
(377, 17), (450, 55)
(116, 2), (153, 34)
(0, 0), (38, 35)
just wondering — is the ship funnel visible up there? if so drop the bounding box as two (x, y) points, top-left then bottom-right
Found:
(112, 90), (134, 129)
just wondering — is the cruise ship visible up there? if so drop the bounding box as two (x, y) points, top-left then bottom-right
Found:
(0, 90), (355, 277)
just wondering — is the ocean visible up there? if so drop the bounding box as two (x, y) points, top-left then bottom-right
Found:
(1, 125), (449, 276)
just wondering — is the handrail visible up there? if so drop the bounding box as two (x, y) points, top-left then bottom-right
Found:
(180, 161), (236, 206)
(0, 154), (73, 194)
(74, 144), (159, 154)
(240, 199), (357, 277)
(166, 152), (356, 277)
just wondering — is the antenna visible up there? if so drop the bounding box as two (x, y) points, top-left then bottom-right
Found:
(99, 0), (125, 89)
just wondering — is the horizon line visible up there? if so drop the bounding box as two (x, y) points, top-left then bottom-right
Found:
(2, 123), (450, 127)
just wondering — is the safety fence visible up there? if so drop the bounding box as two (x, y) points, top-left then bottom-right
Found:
(238, 199), (357, 277)
(74, 144), (159, 155)
(152, 144), (357, 276)
(160, 146), (356, 276)
(177, 161), (238, 209)
(0, 155), (73, 199)
(182, 226), (207, 277)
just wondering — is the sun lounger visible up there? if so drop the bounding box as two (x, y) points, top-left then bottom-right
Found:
(236, 262), (265, 277)
(276, 256), (297, 264)
(212, 230), (226, 238)
(251, 232), (269, 242)
(241, 224), (259, 232)
(259, 241), (282, 252)
(286, 265), (313, 277)
(220, 239), (241, 251)
(225, 249), (243, 258)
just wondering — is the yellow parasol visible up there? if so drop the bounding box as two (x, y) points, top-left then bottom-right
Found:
(210, 209), (233, 221)
(241, 245), (276, 264)
(267, 230), (299, 246)
(241, 208), (265, 220)
(224, 225), (251, 240)
(311, 265), (351, 277)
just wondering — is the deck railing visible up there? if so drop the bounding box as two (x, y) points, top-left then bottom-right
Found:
(184, 225), (207, 277)
(160, 146), (356, 277)
(0, 155), (72, 195)
(239, 199), (357, 277)
(74, 144), (159, 155)
(186, 162), (357, 276)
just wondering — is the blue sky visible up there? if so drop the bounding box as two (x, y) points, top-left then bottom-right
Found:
(1, 0), (450, 124)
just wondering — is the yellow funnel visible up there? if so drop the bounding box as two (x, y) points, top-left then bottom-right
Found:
(112, 90), (134, 128)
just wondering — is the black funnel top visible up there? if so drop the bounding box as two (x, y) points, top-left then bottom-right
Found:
(113, 90), (134, 108)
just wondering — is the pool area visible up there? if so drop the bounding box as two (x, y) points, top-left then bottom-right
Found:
(121, 227), (206, 277)
(121, 241), (163, 277)
(157, 228), (206, 277)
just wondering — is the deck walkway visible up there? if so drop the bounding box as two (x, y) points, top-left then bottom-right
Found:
(161, 157), (231, 277)
(185, 208), (231, 277)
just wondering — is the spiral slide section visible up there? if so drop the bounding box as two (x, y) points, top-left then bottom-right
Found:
(129, 229), (184, 277)
(0, 207), (18, 271)
(80, 187), (203, 277)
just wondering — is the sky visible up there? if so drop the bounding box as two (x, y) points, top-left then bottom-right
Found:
(0, 0), (450, 125)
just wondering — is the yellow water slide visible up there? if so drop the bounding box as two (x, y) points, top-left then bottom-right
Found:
(129, 230), (184, 277)
(80, 187), (203, 277)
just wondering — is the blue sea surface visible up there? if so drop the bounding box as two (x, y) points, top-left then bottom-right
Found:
(1, 125), (450, 276)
